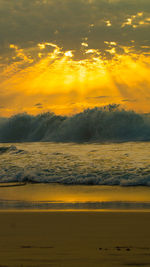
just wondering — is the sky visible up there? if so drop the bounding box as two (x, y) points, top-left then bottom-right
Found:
(0, 0), (150, 116)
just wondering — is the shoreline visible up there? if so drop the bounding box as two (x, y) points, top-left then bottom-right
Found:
(0, 183), (150, 212)
(0, 209), (150, 213)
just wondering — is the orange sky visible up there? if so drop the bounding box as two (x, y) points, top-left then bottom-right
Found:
(0, 42), (150, 116)
(0, 0), (150, 116)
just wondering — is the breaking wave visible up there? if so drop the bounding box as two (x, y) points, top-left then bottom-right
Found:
(0, 140), (150, 186)
(0, 145), (26, 154)
(0, 104), (150, 143)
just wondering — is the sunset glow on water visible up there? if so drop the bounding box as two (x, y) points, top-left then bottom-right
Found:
(1, 2), (150, 267)
(0, 142), (150, 211)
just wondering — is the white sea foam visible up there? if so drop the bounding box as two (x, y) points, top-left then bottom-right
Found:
(0, 142), (150, 186)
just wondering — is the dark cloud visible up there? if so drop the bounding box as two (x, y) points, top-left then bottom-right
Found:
(34, 103), (43, 106)
(87, 95), (110, 99)
(34, 103), (43, 109)
(0, 0), (150, 59)
(121, 99), (137, 102)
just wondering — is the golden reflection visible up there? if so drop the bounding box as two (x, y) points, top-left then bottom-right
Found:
(0, 184), (150, 203)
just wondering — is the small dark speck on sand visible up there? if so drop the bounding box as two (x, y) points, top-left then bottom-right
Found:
(21, 245), (54, 249)
(116, 246), (121, 251)
(21, 245), (32, 249)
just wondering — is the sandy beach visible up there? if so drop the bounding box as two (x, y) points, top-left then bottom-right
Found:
(0, 211), (149, 267)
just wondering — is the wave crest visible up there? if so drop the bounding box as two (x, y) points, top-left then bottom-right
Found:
(0, 105), (150, 142)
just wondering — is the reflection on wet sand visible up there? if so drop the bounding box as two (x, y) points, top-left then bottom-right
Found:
(0, 184), (150, 211)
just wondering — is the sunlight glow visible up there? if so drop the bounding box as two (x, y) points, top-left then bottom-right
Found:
(0, 42), (150, 116)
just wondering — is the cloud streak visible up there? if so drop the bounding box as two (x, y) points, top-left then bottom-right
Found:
(0, 0), (150, 115)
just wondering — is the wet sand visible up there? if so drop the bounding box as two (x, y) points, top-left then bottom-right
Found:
(0, 211), (150, 266)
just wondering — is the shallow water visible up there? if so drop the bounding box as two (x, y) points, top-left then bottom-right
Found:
(0, 184), (150, 211)
(0, 142), (150, 210)
(0, 142), (150, 186)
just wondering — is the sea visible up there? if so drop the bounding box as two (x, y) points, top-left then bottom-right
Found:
(0, 141), (150, 211)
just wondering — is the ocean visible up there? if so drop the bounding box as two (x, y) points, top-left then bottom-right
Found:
(0, 141), (150, 211)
